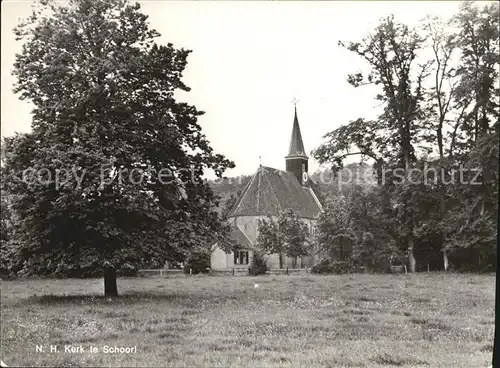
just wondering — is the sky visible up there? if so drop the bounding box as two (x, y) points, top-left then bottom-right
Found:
(1, 0), (470, 178)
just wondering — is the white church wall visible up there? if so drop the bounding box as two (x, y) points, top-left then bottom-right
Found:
(210, 245), (227, 269)
(210, 215), (319, 270)
(233, 215), (265, 244)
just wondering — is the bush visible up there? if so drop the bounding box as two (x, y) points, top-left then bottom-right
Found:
(118, 262), (137, 277)
(311, 259), (360, 274)
(311, 259), (333, 274)
(248, 251), (268, 276)
(0, 240), (16, 278)
(184, 251), (211, 275)
(352, 232), (394, 273)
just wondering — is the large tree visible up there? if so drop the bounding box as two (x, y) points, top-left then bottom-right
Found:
(430, 2), (499, 271)
(1, 0), (234, 294)
(315, 16), (429, 272)
(315, 195), (357, 262)
(451, 1), (499, 147)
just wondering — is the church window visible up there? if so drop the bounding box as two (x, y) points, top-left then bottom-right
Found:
(234, 250), (249, 265)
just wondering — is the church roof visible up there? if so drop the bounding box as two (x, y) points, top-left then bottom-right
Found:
(227, 166), (322, 219)
(286, 107), (307, 158)
(229, 224), (253, 249)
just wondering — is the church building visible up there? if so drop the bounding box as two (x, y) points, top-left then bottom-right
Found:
(210, 107), (323, 270)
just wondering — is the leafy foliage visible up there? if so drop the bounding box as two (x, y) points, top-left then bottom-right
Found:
(313, 2), (498, 273)
(183, 250), (211, 275)
(248, 251), (268, 276)
(1, 0), (234, 283)
(256, 209), (311, 269)
(310, 259), (359, 275)
(315, 195), (357, 261)
(352, 232), (391, 273)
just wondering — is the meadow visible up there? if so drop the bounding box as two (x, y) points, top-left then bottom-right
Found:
(0, 273), (495, 367)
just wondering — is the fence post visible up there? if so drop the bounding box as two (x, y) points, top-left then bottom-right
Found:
(232, 268), (235, 276)
(286, 267), (288, 275)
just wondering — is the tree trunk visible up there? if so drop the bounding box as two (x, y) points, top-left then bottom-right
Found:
(104, 265), (118, 297)
(71, 242), (82, 278)
(408, 235), (416, 273)
(493, 241), (499, 367)
(374, 159), (385, 187)
(278, 253), (283, 269)
(439, 176), (447, 272)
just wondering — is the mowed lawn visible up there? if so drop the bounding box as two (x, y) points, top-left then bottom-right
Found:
(0, 273), (495, 367)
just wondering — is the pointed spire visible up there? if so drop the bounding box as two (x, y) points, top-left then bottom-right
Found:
(286, 105), (307, 158)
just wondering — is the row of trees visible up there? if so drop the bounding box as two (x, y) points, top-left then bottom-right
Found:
(226, 2), (498, 274)
(253, 197), (403, 273)
(313, 1), (498, 272)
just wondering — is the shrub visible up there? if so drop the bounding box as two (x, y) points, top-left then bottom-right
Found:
(0, 240), (17, 278)
(184, 251), (211, 275)
(311, 259), (333, 274)
(248, 251), (268, 276)
(311, 259), (360, 274)
(118, 262), (137, 277)
(352, 232), (393, 273)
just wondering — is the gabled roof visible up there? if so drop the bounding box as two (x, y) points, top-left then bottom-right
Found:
(227, 166), (322, 219)
(230, 224), (254, 248)
(286, 107), (307, 158)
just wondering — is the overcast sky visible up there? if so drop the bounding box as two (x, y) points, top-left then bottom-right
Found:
(1, 1), (473, 178)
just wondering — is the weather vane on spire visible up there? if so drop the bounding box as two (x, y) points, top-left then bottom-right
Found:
(292, 97), (299, 107)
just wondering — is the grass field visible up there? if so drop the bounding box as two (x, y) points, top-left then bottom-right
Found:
(0, 273), (495, 367)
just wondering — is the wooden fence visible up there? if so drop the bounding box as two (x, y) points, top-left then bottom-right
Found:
(204, 267), (310, 276)
(210, 268), (249, 276)
(267, 268), (310, 275)
(137, 269), (184, 277)
(138, 267), (311, 277)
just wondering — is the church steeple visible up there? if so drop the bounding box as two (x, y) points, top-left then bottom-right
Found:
(287, 105), (307, 158)
(285, 104), (309, 185)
